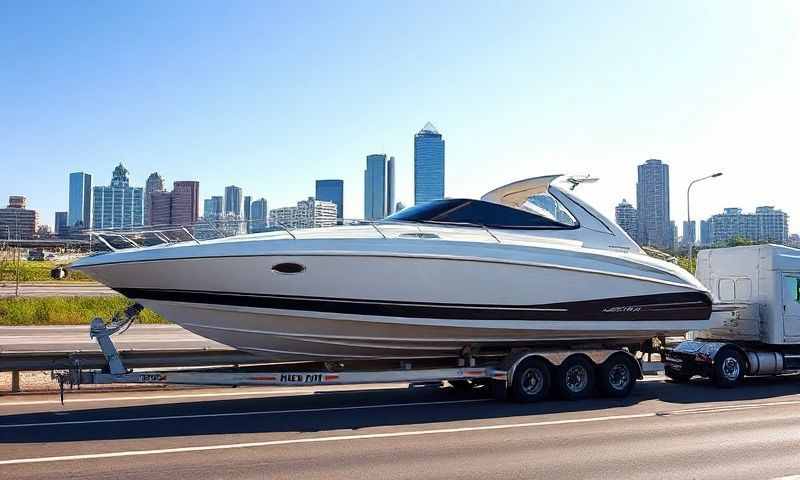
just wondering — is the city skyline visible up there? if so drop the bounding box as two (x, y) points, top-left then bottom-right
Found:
(2, 2), (799, 233)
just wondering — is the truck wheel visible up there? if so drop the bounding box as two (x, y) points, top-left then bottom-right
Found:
(598, 354), (637, 398)
(665, 366), (693, 383)
(713, 348), (745, 388)
(511, 357), (551, 403)
(556, 355), (595, 400)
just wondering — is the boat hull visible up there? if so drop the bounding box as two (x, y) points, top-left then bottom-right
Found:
(74, 240), (712, 361)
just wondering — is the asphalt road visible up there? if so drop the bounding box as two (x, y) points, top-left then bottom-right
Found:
(3, 376), (800, 479)
(0, 325), (226, 352)
(0, 282), (117, 298)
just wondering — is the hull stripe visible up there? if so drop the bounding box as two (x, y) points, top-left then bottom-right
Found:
(117, 288), (712, 321)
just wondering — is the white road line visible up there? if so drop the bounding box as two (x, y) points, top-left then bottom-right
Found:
(3, 395), (800, 465)
(660, 399), (800, 415)
(0, 412), (658, 465)
(0, 399), (492, 428)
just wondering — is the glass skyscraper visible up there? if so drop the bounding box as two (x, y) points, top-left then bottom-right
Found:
(224, 185), (242, 216)
(68, 172), (92, 228)
(636, 159), (672, 250)
(364, 154), (388, 220)
(249, 198), (269, 232)
(243, 195), (252, 232)
(92, 163), (143, 229)
(414, 122), (445, 205)
(315, 179), (344, 220)
(54, 211), (68, 236)
(203, 196), (223, 219)
(386, 157), (395, 215)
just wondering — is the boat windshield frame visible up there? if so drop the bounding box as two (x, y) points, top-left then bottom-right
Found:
(385, 197), (580, 230)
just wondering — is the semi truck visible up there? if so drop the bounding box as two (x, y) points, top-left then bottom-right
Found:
(665, 244), (800, 387)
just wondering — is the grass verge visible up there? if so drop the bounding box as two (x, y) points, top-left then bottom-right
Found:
(0, 260), (92, 282)
(0, 297), (167, 325)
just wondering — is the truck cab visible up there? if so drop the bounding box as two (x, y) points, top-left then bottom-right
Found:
(666, 244), (800, 387)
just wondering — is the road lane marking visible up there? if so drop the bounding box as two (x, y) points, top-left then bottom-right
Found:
(4, 396), (800, 465)
(657, 399), (800, 416)
(0, 412), (658, 465)
(0, 399), (492, 428)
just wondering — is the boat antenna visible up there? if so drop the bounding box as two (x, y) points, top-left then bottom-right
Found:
(565, 175), (599, 191)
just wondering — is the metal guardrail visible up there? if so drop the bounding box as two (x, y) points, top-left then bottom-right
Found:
(0, 349), (262, 372)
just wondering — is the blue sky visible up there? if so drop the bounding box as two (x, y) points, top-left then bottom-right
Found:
(1, 1), (798, 232)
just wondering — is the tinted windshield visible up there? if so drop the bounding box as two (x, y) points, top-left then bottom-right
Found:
(386, 199), (577, 229)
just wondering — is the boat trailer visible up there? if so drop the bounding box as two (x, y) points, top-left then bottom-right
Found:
(52, 305), (647, 404)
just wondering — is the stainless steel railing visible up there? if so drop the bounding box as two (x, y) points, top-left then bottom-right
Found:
(86, 218), (502, 252)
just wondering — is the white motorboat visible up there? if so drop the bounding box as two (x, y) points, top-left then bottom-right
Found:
(71, 175), (712, 362)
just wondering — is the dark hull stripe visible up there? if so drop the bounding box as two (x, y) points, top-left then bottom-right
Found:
(117, 288), (712, 322)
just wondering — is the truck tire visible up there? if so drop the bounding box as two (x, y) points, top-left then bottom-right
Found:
(511, 357), (551, 403)
(665, 366), (693, 383)
(598, 354), (637, 398)
(713, 348), (745, 388)
(556, 355), (595, 400)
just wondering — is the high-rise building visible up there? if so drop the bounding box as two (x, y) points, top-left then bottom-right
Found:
(682, 220), (696, 247)
(636, 159), (672, 250)
(171, 181), (199, 226)
(614, 199), (639, 242)
(364, 154), (387, 220)
(0, 196), (38, 239)
(203, 196), (223, 219)
(68, 172), (92, 229)
(756, 206), (789, 243)
(700, 220), (712, 246)
(224, 186), (242, 216)
(414, 122), (445, 205)
(315, 179), (344, 220)
(707, 206), (789, 245)
(243, 195), (252, 231)
(270, 197), (337, 229)
(54, 211), (68, 235)
(144, 172), (165, 225)
(150, 191), (172, 225)
(92, 163), (144, 229)
(396, 201), (406, 212)
(250, 198), (269, 233)
(671, 221), (678, 249)
(386, 157), (396, 215)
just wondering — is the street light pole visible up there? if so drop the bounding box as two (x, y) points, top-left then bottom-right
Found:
(687, 172), (723, 272)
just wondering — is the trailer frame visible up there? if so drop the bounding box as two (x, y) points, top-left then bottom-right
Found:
(51, 307), (648, 404)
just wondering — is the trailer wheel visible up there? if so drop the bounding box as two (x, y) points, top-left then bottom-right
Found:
(713, 348), (745, 388)
(511, 357), (551, 403)
(556, 355), (595, 400)
(664, 366), (692, 383)
(598, 354), (636, 398)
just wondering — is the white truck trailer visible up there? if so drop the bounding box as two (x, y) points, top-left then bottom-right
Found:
(665, 244), (800, 387)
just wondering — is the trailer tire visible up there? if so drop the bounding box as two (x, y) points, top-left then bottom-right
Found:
(511, 357), (551, 403)
(556, 355), (595, 400)
(598, 354), (637, 398)
(713, 348), (745, 388)
(664, 366), (692, 383)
